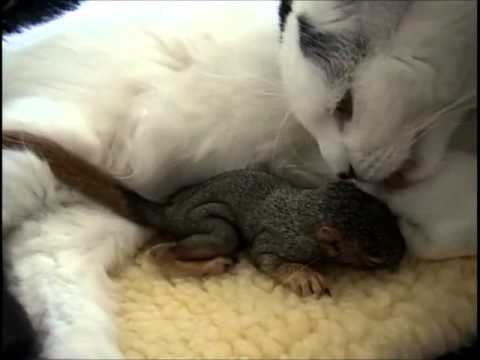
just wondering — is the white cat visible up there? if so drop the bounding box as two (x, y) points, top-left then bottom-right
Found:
(2, 1), (476, 358)
(279, 0), (477, 259)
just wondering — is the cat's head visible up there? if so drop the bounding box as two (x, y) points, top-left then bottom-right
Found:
(278, 0), (473, 185)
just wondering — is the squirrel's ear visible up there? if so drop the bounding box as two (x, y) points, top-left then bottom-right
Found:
(315, 225), (343, 257)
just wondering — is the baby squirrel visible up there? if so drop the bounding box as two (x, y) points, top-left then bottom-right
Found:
(3, 130), (406, 297)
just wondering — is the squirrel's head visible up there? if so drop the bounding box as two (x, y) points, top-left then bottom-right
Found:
(311, 181), (405, 270)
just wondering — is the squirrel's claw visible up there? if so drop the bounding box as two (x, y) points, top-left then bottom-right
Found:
(272, 263), (331, 298)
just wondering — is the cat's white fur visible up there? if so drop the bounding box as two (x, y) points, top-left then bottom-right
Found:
(2, 1), (476, 358)
(280, 0), (476, 181)
(359, 150), (477, 260)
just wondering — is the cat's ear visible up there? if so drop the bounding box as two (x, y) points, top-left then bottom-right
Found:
(315, 225), (343, 257)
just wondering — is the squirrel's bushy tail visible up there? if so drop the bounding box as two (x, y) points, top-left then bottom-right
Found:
(2, 130), (168, 228)
(118, 186), (171, 229)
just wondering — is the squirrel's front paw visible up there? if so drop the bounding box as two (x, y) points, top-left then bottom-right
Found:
(273, 263), (331, 298)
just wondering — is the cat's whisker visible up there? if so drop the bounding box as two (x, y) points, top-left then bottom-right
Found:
(365, 151), (384, 179)
(405, 116), (441, 140)
(405, 93), (473, 140)
(366, 139), (405, 180)
(112, 168), (137, 181)
(360, 146), (387, 180)
(251, 91), (284, 98)
(413, 117), (461, 146)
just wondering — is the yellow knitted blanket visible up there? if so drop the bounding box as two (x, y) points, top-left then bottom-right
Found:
(115, 253), (476, 359)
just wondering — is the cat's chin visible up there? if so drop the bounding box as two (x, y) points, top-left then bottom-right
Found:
(380, 158), (417, 190)
(352, 155), (419, 192)
(349, 168), (407, 193)
(380, 152), (446, 191)
(352, 168), (412, 197)
(401, 156), (446, 184)
(361, 168), (426, 195)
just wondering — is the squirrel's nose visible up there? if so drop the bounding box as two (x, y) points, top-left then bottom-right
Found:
(337, 165), (356, 180)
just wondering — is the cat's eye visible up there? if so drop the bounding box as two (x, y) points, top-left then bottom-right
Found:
(334, 89), (353, 128)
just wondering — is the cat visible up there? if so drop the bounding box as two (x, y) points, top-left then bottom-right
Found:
(2, 269), (41, 360)
(2, 1), (83, 359)
(2, 1), (476, 358)
(278, 0), (477, 259)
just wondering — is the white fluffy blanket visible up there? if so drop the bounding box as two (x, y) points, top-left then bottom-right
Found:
(114, 252), (476, 359)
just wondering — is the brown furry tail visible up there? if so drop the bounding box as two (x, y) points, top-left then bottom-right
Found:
(2, 130), (135, 220)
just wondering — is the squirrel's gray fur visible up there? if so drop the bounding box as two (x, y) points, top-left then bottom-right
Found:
(123, 169), (406, 273)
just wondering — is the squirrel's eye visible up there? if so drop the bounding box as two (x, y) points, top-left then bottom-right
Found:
(364, 245), (386, 265)
(334, 89), (353, 129)
(366, 256), (385, 265)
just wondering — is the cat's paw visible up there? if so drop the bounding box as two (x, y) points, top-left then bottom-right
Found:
(273, 263), (331, 298)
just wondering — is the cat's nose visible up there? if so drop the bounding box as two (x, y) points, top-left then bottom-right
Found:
(338, 165), (356, 180)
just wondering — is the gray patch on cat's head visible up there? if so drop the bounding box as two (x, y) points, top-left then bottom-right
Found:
(297, 14), (368, 81)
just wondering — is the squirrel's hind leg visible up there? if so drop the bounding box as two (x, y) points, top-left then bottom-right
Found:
(149, 246), (235, 278)
(170, 201), (240, 260)
(148, 231), (238, 277)
(148, 216), (240, 277)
